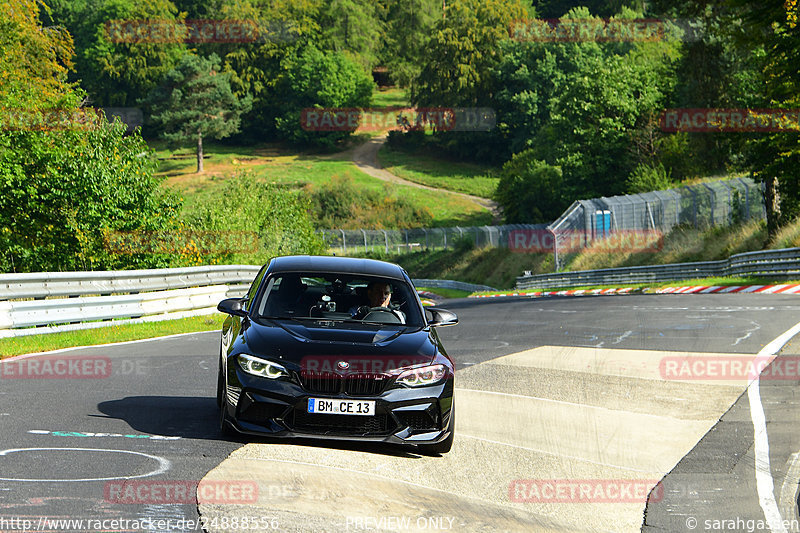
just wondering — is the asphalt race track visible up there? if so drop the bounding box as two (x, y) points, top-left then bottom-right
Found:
(3, 294), (800, 532)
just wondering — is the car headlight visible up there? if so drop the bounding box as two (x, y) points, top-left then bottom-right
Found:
(396, 364), (447, 387)
(237, 354), (288, 379)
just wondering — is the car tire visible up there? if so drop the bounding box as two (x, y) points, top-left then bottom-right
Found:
(419, 405), (454, 455)
(216, 361), (224, 408)
(217, 365), (236, 437)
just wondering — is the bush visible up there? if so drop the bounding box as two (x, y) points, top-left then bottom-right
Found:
(186, 174), (325, 265)
(495, 149), (567, 224)
(307, 176), (433, 229)
(0, 120), (181, 273)
(273, 46), (374, 148)
(625, 163), (675, 194)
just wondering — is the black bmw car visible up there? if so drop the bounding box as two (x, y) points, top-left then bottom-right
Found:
(216, 255), (458, 454)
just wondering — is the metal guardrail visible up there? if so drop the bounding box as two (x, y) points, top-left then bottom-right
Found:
(0, 266), (261, 338)
(0, 266), (486, 338)
(516, 248), (800, 290)
(412, 279), (496, 293)
(0, 265), (261, 300)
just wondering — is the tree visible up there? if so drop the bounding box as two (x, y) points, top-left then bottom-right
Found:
(411, 0), (531, 106)
(143, 53), (252, 172)
(728, 0), (800, 237)
(45, 0), (188, 107)
(273, 45), (374, 148)
(0, 0), (180, 273)
(191, 0), (322, 140)
(0, 0), (75, 109)
(319, 0), (383, 69)
(625, 162), (675, 193)
(531, 0), (645, 18)
(425, 6), (680, 198)
(495, 150), (566, 223)
(534, 9), (681, 197)
(380, 0), (440, 86)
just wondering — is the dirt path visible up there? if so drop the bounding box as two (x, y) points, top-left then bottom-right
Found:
(350, 133), (502, 223)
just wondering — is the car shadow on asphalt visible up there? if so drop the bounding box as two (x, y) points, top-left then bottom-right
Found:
(96, 395), (228, 441)
(95, 395), (427, 458)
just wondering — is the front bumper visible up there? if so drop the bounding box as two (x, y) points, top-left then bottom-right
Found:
(224, 372), (454, 446)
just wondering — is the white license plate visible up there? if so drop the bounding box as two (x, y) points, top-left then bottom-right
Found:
(307, 398), (375, 416)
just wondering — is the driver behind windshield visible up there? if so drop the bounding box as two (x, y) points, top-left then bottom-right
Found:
(350, 281), (406, 323)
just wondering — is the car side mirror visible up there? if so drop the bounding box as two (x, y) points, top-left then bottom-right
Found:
(425, 307), (458, 327)
(218, 298), (248, 317)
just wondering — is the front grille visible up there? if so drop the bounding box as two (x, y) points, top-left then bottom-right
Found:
(299, 372), (339, 394)
(290, 410), (393, 435)
(299, 371), (390, 396)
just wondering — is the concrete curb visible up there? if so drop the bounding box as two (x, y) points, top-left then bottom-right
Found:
(470, 287), (640, 298)
(650, 284), (800, 294)
(470, 284), (800, 298)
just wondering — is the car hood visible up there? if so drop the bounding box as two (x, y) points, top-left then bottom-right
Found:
(242, 319), (437, 368)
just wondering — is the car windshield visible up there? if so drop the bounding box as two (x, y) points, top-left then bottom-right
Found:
(255, 273), (422, 327)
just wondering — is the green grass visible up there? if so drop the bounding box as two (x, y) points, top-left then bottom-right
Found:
(416, 286), (472, 299)
(0, 314), (226, 358)
(371, 88), (409, 108)
(154, 142), (492, 227)
(364, 246), (550, 290)
(378, 144), (499, 199)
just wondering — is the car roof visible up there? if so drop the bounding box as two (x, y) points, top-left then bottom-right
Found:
(269, 255), (406, 280)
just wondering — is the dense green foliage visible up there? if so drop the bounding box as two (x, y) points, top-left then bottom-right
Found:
(273, 46), (374, 148)
(494, 150), (566, 223)
(3, 0), (800, 274)
(0, 0), (180, 273)
(307, 176), (433, 229)
(187, 174), (326, 264)
(46, 0), (188, 107)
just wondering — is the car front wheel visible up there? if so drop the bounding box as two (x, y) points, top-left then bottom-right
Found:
(217, 365), (235, 437)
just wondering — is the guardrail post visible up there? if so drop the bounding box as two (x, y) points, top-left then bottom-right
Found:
(382, 230), (389, 254)
(702, 183), (716, 225)
(720, 181), (733, 224)
(683, 186), (698, 228)
(550, 228), (559, 272)
(340, 229), (346, 254)
(361, 229), (368, 252)
(737, 177), (751, 220)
